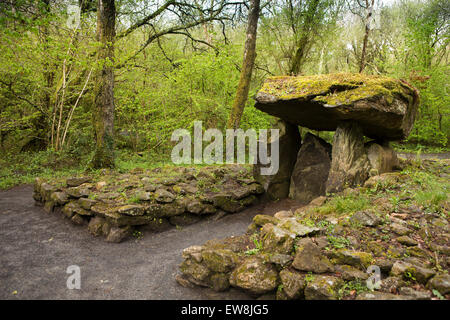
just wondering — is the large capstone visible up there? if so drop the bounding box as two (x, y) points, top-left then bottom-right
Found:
(255, 73), (419, 141)
(289, 133), (331, 203)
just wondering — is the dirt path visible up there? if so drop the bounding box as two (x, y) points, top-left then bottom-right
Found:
(397, 152), (450, 160)
(0, 185), (302, 300)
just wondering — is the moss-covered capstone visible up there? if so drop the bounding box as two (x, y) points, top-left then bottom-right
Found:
(255, 73), (419, 140)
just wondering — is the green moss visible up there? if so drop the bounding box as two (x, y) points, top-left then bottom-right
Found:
(259, 73), (415, 106)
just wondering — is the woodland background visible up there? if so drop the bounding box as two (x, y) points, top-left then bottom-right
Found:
(0, 0), (448, 188)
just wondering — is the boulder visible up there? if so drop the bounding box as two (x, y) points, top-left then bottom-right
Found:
(350, 210), (382, 227)
(106, 225), (133, 243)
(66, 176), (92, 187)
(260, 224), (295, 255)
(289, 133), (331, 203)
(292, 238), (333, 273)
(254, 73), (419, 141)
(253, 119), (301, 200)
(326, 122), (370, 193)
(229, 257), (279, 295)
(201, 249), (238, 273)
(366, 141), (400, 175)
(279, 269), (306, 299)
(304, 275), (343, 300)
(427, 273), (450, 295)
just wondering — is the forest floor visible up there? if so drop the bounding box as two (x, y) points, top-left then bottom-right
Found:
(0, 184), (302, 299)
(0, 153), (448, 299)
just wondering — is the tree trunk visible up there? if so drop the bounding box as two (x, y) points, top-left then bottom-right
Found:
(227, 0), (260, 129)
(91, 0), (116, 168)
(289, 0), (320, 75)
(359, 0), (374, 73)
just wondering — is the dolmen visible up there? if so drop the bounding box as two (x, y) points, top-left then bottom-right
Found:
(253, 73), (419, 203)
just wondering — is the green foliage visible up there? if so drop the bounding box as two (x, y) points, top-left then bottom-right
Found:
(326, 235), (351, 249)
(315, 194), (371, 215)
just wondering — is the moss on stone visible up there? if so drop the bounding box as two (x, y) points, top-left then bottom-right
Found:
(259, 73), (415, 106)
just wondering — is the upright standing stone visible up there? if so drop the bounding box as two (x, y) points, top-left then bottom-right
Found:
(366, 141), (400, 175)
(289, 133), (331, 203)
(253, 119), (301, 200)
(326, 122), (370, 193)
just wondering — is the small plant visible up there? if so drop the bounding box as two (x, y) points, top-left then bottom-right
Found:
(327, 235), (351, 249)
(404, 271), (416, 281)
(432, 289), (445, 300)
(305, 272), (315, 284)
(245, 234), (263, 255)
(390, 196), (401, 212)
(132, 230), (143, 239)
(338, 280), (368, 299)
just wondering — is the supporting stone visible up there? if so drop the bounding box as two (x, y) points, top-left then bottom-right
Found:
(326, 122), (370, 194)
(289, 133), (331, 204)
(366, 141), (400, 175)
(253, 119), (301, 200)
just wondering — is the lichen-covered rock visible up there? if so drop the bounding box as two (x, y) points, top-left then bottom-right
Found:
(209, 272), (230, 292)
(66, 176), (92, 187)
(255, 73), (419, 140)
(289, 133), (331, 204)
(335, 265), (369, 281)
(229, 257), (279, 295)
(274, 210), (293, 219)
(356, 291), (412, 300)
(398, 287), (432, 300)
(277, 218), (320, 237)
(253, 214), (279, 227)
(260, 223), (295, 255)
(326, 122), (370, 193)
(331, 249), (374, 269)
(106, 225), (133, 243)
(66, 186), (90, 199)
(78, 198), (97, 210)
(211, 193), (243, 213)
(88, 217), (107, 237)
(366, 141), (400, 175)
(182, 245), (204, 263)
(179, 259), (211, 287)
(304, 275), (343, 300)
(292, 238), (333, 273)
(70, 214), (86, 225)
(50, 191), (68, 205)
(201, 249), (238, 273)
(427, 273), (450, 295)
(350, 210), (382, 227)
(253, 119), (301, 200)
(117, 204), (145, 216)
(154, 189), (175, 203)
(279, 269), (306, 299)
(396, 236), (418, 246)
(390, 260), (435, 284)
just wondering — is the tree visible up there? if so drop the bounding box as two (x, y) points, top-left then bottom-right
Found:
(91, 0), (116, 168)
(227, 0), (261, 129)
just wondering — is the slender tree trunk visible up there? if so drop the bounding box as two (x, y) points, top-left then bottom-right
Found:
(359, 0), (374, 73)
(91, 0), (116, 168)
(227, 0), (260, 129)
(289, 0), (320, 75)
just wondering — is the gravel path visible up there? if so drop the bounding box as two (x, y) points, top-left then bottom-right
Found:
(0, 185), (301, 300)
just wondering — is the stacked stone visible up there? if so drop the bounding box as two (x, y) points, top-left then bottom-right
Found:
(33, 165), (264, 243)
